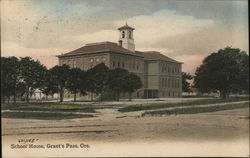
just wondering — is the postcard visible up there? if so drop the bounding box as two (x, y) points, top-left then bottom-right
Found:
(1, 0), (249, 157)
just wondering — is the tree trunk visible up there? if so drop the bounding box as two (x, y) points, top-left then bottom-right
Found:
(100, 91), (103, 102)
(220, 90), (227, 99)
(59, 87), (64, 102)
(113, 92), (116, 101)
(26, 86), (29, 103)
(13, 86), (16, 104)
(129, 92), (132, 101)
(91, 92), (93, 102)
(74, 92), (76, 102)
(117, 91), (120, 101)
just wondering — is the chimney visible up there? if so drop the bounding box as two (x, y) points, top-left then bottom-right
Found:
(118, 40), (123, 47)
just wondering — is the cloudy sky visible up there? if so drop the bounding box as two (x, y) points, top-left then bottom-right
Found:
(1, 0), (248, 74)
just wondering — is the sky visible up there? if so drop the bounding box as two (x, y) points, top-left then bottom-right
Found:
(1, 0), (248, 74)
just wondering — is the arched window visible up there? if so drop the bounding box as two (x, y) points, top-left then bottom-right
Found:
(122, 31), (125, 38)
(129, 31), (132, 38)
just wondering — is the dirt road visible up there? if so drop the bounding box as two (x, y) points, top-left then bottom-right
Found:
(2, 101), (249, 157)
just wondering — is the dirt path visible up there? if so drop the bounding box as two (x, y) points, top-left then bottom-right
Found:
(2, 101), (249, 157)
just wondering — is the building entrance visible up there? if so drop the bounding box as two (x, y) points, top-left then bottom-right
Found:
(144, 90), (159, 98)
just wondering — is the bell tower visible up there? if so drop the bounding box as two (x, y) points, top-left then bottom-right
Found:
(118, 23), (135, 52)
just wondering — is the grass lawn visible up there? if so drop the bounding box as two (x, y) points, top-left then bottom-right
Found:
(1, 102), (96, 113)
(142, 102), (249, 117)
(119, 97), (249, 112)
(1, 111), (94, 120)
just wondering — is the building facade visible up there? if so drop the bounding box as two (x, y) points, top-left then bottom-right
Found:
(58, 24), (182, 99)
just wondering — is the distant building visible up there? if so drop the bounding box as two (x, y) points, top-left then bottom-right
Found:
(58, 24), (182, 99)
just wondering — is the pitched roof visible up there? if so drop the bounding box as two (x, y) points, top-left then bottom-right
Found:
(58, 41), (142, 57)
(58, 41), (181, 63)
(135, 51), (182, 63)
(118, 23), (135, 30)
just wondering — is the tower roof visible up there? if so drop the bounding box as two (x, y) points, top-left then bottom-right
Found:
(118, 23), (135, 30)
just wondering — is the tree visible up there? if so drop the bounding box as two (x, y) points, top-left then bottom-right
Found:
(123, 73), (143, 101)
(40, 69), (59, 99)
(194, 47), (249, 98)
(86, 63), (109, 101)
(1, 57), (20, 103)
(50, 64), (70, 102)
(19, 57), (47, 103)
(66, 68), (87, 102)
(182, 72), (193, 92)
(107, 68), (129, 101)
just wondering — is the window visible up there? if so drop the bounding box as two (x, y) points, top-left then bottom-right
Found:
(162, 78), (164, 88)
(168, 67), (170, 73)
(137, 64), (139, 70)
(133, 64), (135, 69)
(165, 78), (167, 88)
(113, 61), (115, 68)
(137, 92), (140, 97)
(129, 31), (132, 38)
(118, 62), (120, 67)
(122, 31), (125, 38)
(177, 80), (179, 88)
(172, 79), (174, 88)
(73, 60), (76, 68)
(162, 65), (164, 72)
(122, 62), (125, 68)
(168, 79), (171, 88)
(96, 58), (100, 62)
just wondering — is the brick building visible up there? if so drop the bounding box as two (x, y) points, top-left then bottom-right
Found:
(58, 24), (182, 99)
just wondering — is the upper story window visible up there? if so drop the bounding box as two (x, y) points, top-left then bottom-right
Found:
(113, 61), (115, 68)
(129, 31), (132, 39)
(122, 31), (125, 38)
(90, 59), (93, 63)
(96, 58), (100, 63)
